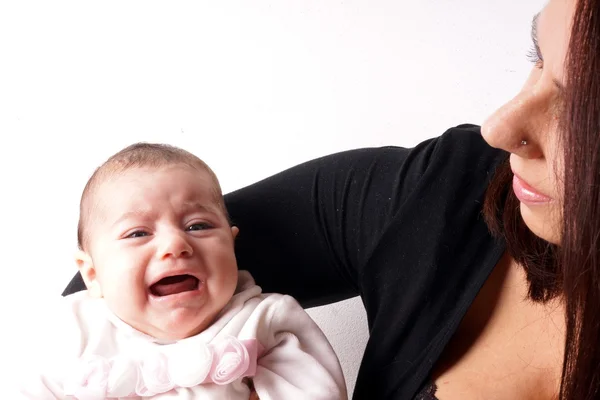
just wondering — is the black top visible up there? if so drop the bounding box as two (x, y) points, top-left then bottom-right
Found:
(62, 124), (507, 399)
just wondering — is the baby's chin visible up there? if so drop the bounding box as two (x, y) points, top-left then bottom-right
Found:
(108, 287), (226, 341)
(143, 308), (220, 342)
(107, 304), (214, 342)
(133, 320), (193, 343)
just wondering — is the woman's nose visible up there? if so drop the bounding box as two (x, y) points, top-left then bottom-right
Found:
(160, 230), (193, 259)
(481, 71), (548, 160)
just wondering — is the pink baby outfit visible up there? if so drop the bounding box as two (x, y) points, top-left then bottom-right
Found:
(16, 271), (347, 400)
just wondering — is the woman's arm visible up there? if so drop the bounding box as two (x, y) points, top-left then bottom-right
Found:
(224, 140), (437, 308)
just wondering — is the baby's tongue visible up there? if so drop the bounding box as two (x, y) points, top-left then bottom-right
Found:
(151, 275), (198, 297)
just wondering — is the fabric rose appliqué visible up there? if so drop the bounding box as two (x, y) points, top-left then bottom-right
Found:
(209, 336), (253, 385)
(167, 339), (213, 387)
(137, 351), (174, 396)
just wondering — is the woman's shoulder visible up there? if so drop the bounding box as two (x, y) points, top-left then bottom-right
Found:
(419, 124), (507, 199)
(378, 123), (507, 219)
(342, 124), (505, 273)
(358, 124), (506, 288)
(398, 123), (506, 176)
(433, 123), (506, 167)
(328, 123), (505, 202)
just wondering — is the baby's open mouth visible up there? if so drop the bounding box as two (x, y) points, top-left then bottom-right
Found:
(149, 274), (200, 297)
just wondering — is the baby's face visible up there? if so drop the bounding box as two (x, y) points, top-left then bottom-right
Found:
(79, 165), (239, 340)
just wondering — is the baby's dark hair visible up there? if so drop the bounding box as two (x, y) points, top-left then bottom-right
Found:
(77, 142), (226, 251)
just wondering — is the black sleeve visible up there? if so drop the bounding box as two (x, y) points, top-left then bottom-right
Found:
(224, 129), (463, 308)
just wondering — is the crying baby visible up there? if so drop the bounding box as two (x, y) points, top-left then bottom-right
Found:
(16, 143), (347, 400)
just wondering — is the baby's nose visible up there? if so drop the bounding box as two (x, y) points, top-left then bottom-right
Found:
(160, 231), (193, 259)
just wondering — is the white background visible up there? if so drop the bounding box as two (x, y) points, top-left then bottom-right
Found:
(1, 0), (545, 394)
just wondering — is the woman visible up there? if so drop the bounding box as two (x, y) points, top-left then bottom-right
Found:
(63, 0), (600, 398)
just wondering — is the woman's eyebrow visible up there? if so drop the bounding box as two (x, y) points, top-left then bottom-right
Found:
(531, 12), (541, 52)
(531, 12), (566, 93)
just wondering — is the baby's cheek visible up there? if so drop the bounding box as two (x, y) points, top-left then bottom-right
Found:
(225, 267), (239, 292)
(215, 268), (238, 307)
(108, 279), (144, 310)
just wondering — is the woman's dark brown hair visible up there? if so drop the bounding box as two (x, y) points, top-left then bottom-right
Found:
(484, 0), (600, 398)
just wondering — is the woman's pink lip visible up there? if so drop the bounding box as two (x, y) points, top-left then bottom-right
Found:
(512, 174), (553, 204)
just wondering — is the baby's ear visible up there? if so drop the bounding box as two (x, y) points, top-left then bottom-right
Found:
(75, 250), (102, 298)
(231, 226), (240, 239)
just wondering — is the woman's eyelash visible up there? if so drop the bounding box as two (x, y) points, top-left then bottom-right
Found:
(526, 44), (542, 65)
(527, 22), (543, 67)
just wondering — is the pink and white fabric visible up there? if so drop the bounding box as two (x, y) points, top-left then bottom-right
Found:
(64, 337), (261, 399)
(15, 271), (347, 400)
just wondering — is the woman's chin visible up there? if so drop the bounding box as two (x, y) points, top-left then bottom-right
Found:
(520, 202), (561, 245)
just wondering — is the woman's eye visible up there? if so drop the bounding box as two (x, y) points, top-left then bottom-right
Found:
(126, 230), (149, 239)
(187, 223), (212, 231)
